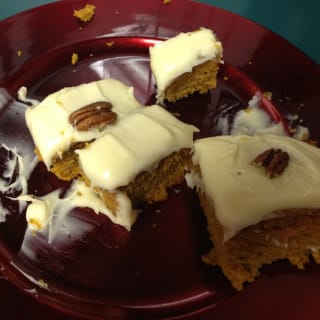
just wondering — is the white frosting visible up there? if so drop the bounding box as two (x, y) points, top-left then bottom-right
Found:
(217, 93), (286, 136)
(77, 105), (197, 190)
(0, 144), (37, 222)
(26, 198), (50, 231)
(150, 27), (223, 103)
(17, 86), (40, 105)
(191, 135), (320, 241)
(293, 125), (310, 141)
(20, 179), (137, 242)
(231, 94), (285, 136)
(25, 78), (143, 167)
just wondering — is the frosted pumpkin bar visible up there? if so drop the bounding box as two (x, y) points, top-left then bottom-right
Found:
(186, 134), (320, 290)
(25, 78), (198, 230)
(149, 27), (223, 103)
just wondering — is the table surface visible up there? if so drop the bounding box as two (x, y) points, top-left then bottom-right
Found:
(0, 0), (319, 64)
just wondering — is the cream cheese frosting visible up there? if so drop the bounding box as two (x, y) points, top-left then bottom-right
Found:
(216, 94), (286, 136)
(76, 105), (198, 190)
(20, 179), (137, 239)
(0, 143), (37, 222)
(24, 78), (198, 233)
(25, 78), (143, 168)
(230, 94), (286, 136)
(149, 27), (223, 103)
(188, 135), (320, 241)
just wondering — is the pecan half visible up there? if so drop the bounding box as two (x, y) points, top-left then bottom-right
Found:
(69, 101), (117, 131)
(251, 148), (289, 178)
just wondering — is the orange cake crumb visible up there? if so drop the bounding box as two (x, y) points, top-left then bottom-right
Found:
(106, 41), (115, 47)
(71, 53), (79, 65)
(73, 4), (96, 23)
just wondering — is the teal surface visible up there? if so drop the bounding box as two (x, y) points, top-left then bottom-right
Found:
(201, 0), (318, 64)
(0, 0), (319, 64)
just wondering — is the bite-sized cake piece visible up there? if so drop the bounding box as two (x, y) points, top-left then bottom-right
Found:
(186, 134), (320, 290)
(73, 4), (96, 23)
(25, 78), (198, 230)
(149, 27), (223, 103)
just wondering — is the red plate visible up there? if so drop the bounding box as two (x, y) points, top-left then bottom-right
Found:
(0, 0), (320, 319)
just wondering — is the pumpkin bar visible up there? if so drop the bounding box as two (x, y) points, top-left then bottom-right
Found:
(149, 27), (223, 103)
(25, 78), (197, 230)
(186, 134), (320, 290)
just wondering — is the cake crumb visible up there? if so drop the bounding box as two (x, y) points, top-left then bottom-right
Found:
(38, 279), (49, 289)
(263, 91), (272, 100)
(223, 76), (228, 81)
(163, 0), (172, 3)
(73, 4), (96, 22)
(71, 53), (79, 66)
(248, 61), (252, 65)
(29, 218), (42, 231)
(17, 50), (23, 57)
(106, 41), (115, 47)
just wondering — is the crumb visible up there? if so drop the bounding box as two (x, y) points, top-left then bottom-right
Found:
(289, 127), (297, 134)
(71, 53), (79, 65)
(29, 218), (42, 231)
(172, 112), (181, 117)
(263, 91), (272, 100)
(163, 0), (172, 3)
(115, 10), (119, 15)
(244, 108), (252, 113)
(248, 61), (252, 65)
(73, 4), (96, 22)
(106, 41), (115, 47)
(89, 53), (94, 57)
(38, 279), (49, 289)
(152, 223), (157, 228)
(223, 76), (228, 81)
(17, 50), (23, 57)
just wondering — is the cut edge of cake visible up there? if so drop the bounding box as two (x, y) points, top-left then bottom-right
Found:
(150, 27), (223, 104)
